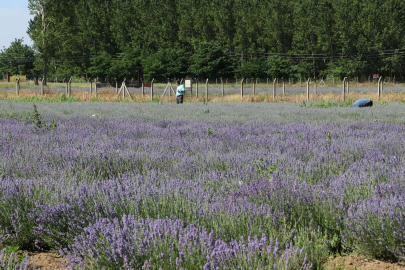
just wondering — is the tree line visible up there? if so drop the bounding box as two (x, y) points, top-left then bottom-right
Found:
(1, 0), (405, 84)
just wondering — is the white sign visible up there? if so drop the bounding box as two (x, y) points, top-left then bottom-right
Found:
(185, 79), (192, 88)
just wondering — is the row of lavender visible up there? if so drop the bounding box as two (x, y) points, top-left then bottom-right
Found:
(0, 114), (404, 268)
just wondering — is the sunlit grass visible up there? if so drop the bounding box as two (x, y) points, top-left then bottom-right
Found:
(1, 88), (405, 103)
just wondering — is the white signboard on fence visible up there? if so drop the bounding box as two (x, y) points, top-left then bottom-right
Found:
(185, 79), (192, 88)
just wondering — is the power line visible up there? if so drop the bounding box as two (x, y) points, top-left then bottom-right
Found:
(2, 49), (405, 64)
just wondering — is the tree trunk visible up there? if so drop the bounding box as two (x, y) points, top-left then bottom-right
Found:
(43, 59), (47, 86)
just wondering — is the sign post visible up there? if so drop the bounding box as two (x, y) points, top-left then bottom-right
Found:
(185, 79), (192, 96)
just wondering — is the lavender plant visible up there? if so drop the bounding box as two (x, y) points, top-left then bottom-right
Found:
(0, 249), (30, 270)
(61, 216), (311, 269)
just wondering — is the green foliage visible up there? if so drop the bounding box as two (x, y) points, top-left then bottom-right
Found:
(235, 58), (266, 79)
(0, 102), (32, 121)
(0, 38), (35, 76)
(251, 158), (279, 181)
(32, 104), (57, 131)
(266, 56), (292, 79)
(3, 246), (19, 254)
(108, 45), (142, 84)
(56, 93), (77, 102)
(292, 227), (331, 269)
(20, 0), (405, 80)
(203, 126), (213, 136)
(151, 96), (163, 103)
(291, 62), (313, 79)
(32, 104), (44, 130)
(324, 58), (368, 79)
(88, 53), (113, 80)
(142, 48), (189, 82)
(188, 41), (234, 79)
(0, 248), (30, 269)
(207, 127), (213, 136)
(0, 103), (57, 131)
(300, 101), (352, 108)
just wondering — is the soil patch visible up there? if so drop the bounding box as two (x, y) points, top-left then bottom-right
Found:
(29, 252), (67, 270)
(325, 255), (405, 270)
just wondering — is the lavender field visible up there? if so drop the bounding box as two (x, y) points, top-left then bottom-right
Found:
(1, 101), (405, 269)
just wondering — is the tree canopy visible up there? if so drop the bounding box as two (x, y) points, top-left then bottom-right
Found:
(0, 39), (35, 79)
(3, 0), (405, 82)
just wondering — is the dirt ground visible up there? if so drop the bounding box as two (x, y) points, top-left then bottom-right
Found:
(325, 255), (405, 270)
(24, 252), (405, 269)
(29, 252), (67, 270)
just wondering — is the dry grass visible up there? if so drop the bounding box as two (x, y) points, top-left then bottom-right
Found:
(1, 89), (405, 103)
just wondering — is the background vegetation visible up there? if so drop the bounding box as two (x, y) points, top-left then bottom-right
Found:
(1, 0), (405, 83)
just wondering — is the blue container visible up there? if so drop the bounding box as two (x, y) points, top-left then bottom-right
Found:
(352, 99), (373, 107)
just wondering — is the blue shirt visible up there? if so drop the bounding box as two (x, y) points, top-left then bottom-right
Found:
(177, 85), (185, 96)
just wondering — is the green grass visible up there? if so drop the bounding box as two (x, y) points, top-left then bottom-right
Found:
(300, 101), (353, 108)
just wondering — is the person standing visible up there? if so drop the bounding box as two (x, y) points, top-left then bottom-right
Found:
(176, 80), (185, 104)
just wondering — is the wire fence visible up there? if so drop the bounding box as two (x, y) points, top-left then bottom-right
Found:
(2, 77), (405, 103)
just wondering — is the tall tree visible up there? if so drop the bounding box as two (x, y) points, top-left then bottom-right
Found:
(0, 39), (35, 78)
(28, 0), (54, 84)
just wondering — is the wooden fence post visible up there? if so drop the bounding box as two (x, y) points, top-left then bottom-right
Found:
(205, 78), (209, 102)
(253, 78), (256, 96)
(68, 77), (72, 98)
(151, 78), (154, 101)
(95, 78), (98, 94)
(41, 78), (44, 96)
(122, 78), (125, 99)
(221, 77), (224, 97)
(168, 78), (171, 97)
(196, 79), (199, 98)
(377, 76), (383, 101)
(306, 78), (310, 101)
(346, 78), (350, 94)
(342, 77), (346, 102)
(381, 78), (384, 95)
(141, 79), (144, 95)
(393, 76), (396, 85)
(240, 78), (244, 101)
(190, 79), (193, 96)
(273, 78), (277, 101)
(16, 78), (20, 97)
(115, 78), (118, 95)
(66, 78), (69, 95)
(314, 77), (317, 95)
(282, 79), (285, 96)
(90, 80), (93, 94)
